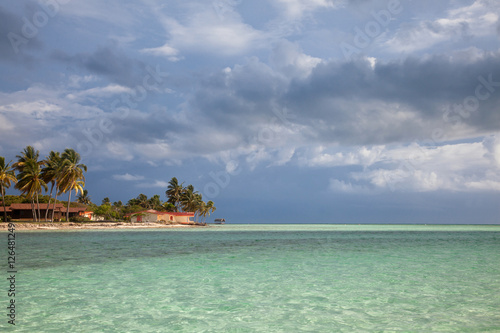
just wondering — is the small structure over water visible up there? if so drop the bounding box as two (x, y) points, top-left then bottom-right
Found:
(214, 218), (226, 224)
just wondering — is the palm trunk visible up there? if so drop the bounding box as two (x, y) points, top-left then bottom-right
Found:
(45, 196), (50, 222)
(51, 182), (58, 222)
(31, 198), (37, 222)
(1, 188), (7, 222)
(66, 189), (71, 222)
(36, 193), (41, 223)
(45, 182), (55, 222)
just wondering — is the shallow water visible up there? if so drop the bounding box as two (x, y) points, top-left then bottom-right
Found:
(3, 224), (500, 332)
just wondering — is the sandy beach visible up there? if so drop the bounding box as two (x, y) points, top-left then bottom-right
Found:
(0, 222), (207, 230)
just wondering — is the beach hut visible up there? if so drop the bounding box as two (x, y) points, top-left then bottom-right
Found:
(128, 209), (160, 223)
(128, 210), (195, 224)
(157, 212), (195, 224)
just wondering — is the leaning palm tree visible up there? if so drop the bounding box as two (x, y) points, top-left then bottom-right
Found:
(195, 200), (205, 223)
(166, 177), (184, 212)
(69, 180), (85, 205)
(202, 200), (216, 223)
(15, 159), (48, 221)
(41, 151), (61, 221)
(0, 157), (17, 222)
(193, 194), (204, 222)
(58, 149), (87, 221)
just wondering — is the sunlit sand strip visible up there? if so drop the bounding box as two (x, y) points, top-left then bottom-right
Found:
(0, 222), (207, 230)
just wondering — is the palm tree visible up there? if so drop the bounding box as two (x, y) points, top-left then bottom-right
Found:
(13, 146), (45, 220)
(77, 189), (92, 205)
(149, 194), (162, 210)
(58, 149), (87, 221)
(50, 153), (66, 222)
(41, 151), (61, 221)
(196, 200), (206, 223)
(193, 194), (204, 222)
(201, 200), (216, 223)
(15, 159), (48, 221)
(180, 184), (196, 212)
(166, 177), (184, 212)
(181, 184), (206, 222)
(0, 157), (17, 222)
(136, 194), (149, 209)
(12, 146), (43, 171)
(70, 180), (85, 204)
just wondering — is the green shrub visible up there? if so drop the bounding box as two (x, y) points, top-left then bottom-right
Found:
(0, 215), (12, 222)
(69, 216), (91, 223)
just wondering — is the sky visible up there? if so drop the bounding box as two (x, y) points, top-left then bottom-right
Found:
(1, 0), (500, 224)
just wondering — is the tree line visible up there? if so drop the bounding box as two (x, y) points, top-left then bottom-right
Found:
(85, 177), (216, 223)
(0, 146), (87, 222)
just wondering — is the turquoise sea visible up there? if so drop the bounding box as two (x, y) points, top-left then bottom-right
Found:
(2, 224), (500, 332)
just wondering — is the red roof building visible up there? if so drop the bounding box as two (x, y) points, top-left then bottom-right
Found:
(0, 203), (87, 221)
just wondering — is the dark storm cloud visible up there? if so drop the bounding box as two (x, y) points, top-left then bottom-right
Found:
(0, 5), (42, 64)
(110, 110), (187, 145)
(289, 54), (500, 115)
(187, 60), (287, 136)
(285, 53), (500, 143)
(174, 51), (500, 149)
(52, 45), (146, 87)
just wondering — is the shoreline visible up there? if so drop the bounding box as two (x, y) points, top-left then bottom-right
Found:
(0, 222), (208, 230)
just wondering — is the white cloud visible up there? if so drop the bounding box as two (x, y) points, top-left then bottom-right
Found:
(246, 146), (271, 171)
(68, 84), (133, 100)
(142, 4), (267, 58)
(0, 100), (61, 118)
(465, 179), (500, 191)
(113, 173), (145, 181)
(0, 114), (14, 131)
(0, 84), (109, 152)
(134, 142), (174, 160)
(353, 139), (500, 192)
(68, 75), (98, 89)
(273, 0), (336, 20)
(137, 180), (170, 188)
(306, 145), (385, 167)
(268, 147), (296, 166)
(483, 133), (500, 167)
(141, 44), (181, 61)
(105, 142), (134, 161)
(359, 168), (445, 192)
(271, 40), (322, 79)
(329, 179), (371, 194)
(385, 0), (500, 53)
(0, 85), (104, 120)
(309, 136), (500, 193)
